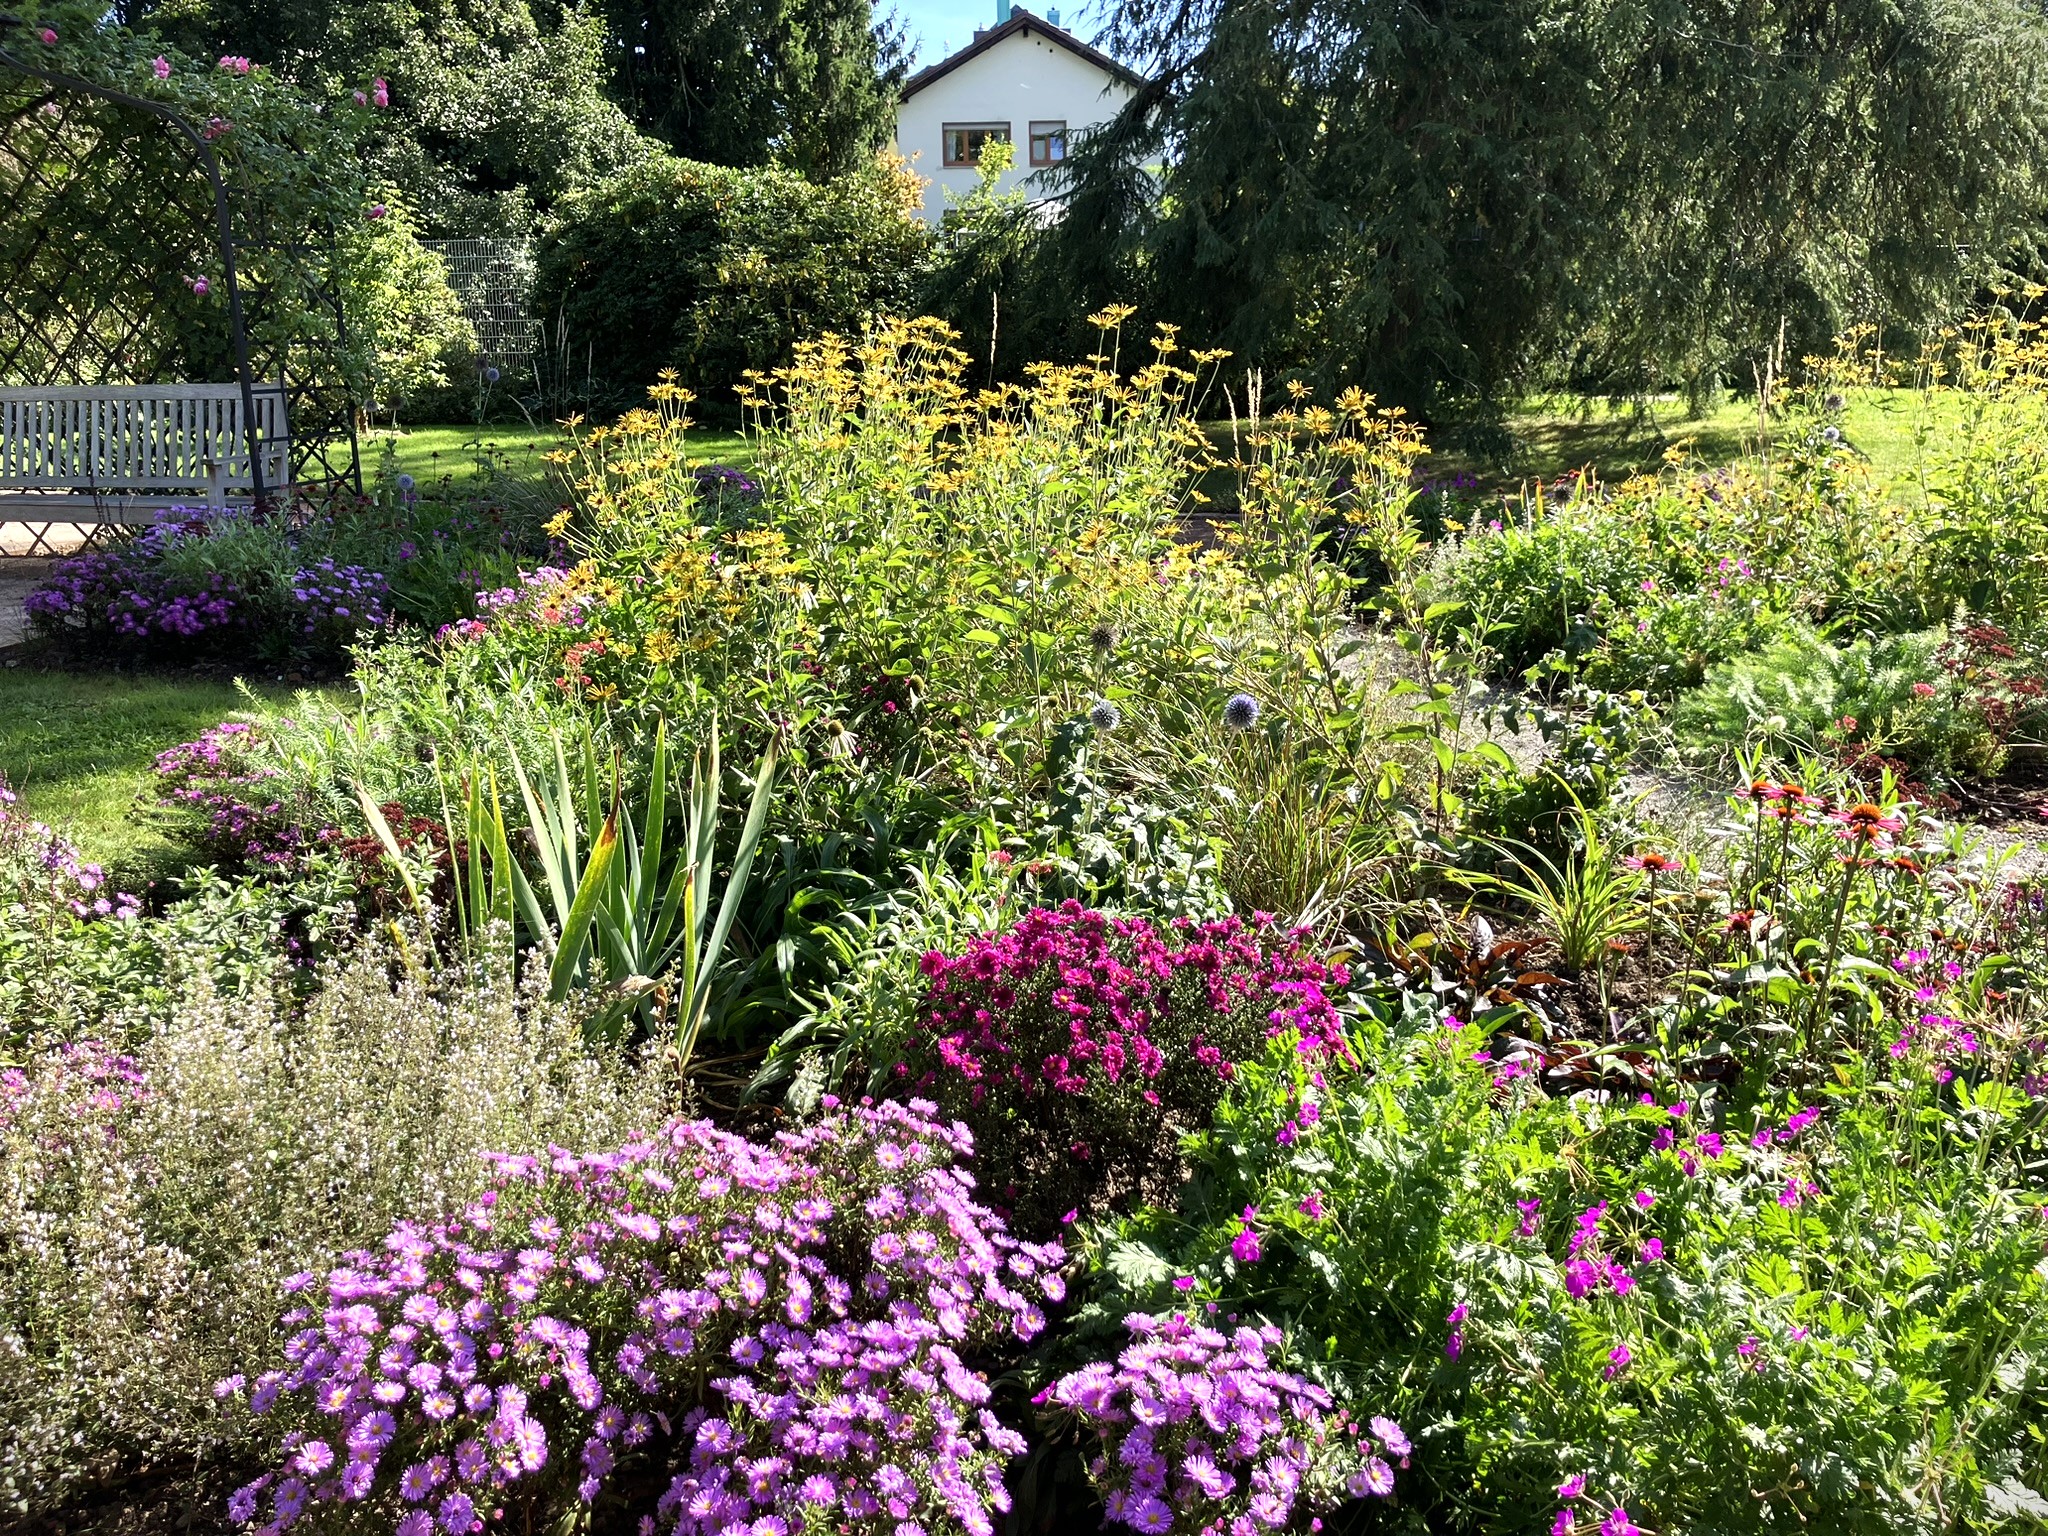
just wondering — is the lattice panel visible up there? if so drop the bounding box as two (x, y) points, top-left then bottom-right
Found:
(423, 238), (538, 373)
(0, 77), (230, 388)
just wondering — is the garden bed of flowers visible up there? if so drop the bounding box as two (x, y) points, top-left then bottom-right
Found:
(5, 315), (2048, 1536)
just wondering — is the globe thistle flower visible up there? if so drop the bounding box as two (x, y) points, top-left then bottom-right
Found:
(1823, 391), (1846, 413)
(1088, 699), (1121, 731)
(1820, 425), (1841, 445)
(1222, 693), (1260, 732)
(1088, 623), (1119, 653)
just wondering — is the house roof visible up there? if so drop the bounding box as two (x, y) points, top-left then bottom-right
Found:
(899, 10), (1147, 102)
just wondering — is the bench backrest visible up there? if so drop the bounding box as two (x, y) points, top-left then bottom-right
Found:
(0, 384), (289, 492)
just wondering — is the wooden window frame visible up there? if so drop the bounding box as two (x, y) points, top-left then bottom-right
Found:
(942, 122), (1012, 168)
(1028, 120), (1068, 167)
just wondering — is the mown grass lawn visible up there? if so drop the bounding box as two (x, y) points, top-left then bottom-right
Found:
(366, 421), (756, 497)
(0, 669), (309, 888)
(1424, 385), (1981, 493)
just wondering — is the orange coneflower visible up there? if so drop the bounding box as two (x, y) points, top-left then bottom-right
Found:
(1835, 802), (1905, 843)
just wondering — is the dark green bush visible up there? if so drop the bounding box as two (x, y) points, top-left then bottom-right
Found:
(532, 153), (930, 419)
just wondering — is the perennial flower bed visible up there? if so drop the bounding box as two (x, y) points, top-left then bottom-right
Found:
(9, 316), (2048, 1536)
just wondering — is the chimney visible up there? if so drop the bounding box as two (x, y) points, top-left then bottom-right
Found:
(996, 0), (1011, 20)
(1046, 6), (1060, 21)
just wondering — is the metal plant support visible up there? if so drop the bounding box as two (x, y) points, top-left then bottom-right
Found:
(423, 237), (539, 378)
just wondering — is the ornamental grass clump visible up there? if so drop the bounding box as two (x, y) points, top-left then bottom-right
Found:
(1047, 1313), (1404, 1534)
(907, 902), (1350, 1233)
(225, 1097), (1064, 1536)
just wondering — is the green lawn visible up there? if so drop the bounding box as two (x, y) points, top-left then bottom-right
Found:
(0, 669), (304, 889)
(366, 421), (756, 497)
(1422, 385), (1981, 495)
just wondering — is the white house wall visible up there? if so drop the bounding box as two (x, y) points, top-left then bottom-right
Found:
(896, 33), (1136, 223)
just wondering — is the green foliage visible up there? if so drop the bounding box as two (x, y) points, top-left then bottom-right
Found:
(355, 196), (477, 416)
(1673, 623), (2044, 783)
(595, 0), (905, 179)
(1082, 987), (2048, 1533)
(531, 154), (930, 417)
(366, 717), (779, 1052)
(119, 0), (661, 235)
(1083, 0), (2048, 407)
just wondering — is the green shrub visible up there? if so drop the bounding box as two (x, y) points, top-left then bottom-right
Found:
(531, 153), (930, 419)
(1672, 621), (2041, 782)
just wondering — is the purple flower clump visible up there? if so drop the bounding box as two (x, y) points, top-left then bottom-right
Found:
(223, 1097), (1063, 1536)
(1047, 1312), (1404, 1534)
(0, 778), (142, 920)
(288, 560), (394, 643)
(153, 723), (335, 869)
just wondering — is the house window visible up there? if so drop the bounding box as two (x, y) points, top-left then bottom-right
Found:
(1029, 121), (1068, 167)
(942, 122), (1011, 167)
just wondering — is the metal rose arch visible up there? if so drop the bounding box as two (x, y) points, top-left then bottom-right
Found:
(0, 15), (361, 556)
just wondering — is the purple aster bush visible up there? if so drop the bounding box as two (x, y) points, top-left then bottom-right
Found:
(0, 778), (143, 922)
(24, 507), (399, 662)
(223, 1096), (1064, 1535)
(153, 723), (337, 871)
(288, 560), (394, 650)
(1046, 1313), (1403, 1534)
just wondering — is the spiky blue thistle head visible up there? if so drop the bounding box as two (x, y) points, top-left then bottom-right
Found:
(1222, 693), (1260, 732)
(1089, 699), (1122, 731)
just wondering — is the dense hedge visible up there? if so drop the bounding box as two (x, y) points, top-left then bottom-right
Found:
(531, 154), (929, 419)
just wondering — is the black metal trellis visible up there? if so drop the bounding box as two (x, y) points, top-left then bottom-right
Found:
(0, 16), (361, 550)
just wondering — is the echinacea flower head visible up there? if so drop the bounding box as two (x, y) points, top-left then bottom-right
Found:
(1834, 802), (1904, 843)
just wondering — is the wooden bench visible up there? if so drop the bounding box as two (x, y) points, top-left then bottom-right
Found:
(0, 383), (290, 553)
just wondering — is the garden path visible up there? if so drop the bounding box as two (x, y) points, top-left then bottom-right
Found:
(0, 570), (35, 651)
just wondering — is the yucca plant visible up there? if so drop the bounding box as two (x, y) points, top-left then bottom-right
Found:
(357, 719), (777, 1059)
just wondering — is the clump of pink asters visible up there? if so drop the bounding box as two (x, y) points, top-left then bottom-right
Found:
(909, 902), (1352, 1232)
(222, 1098), (1063, 1536)
(1047, 1312), (1403, 1534)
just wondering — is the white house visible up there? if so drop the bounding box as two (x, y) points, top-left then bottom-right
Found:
(894, 3), (1144, 224)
